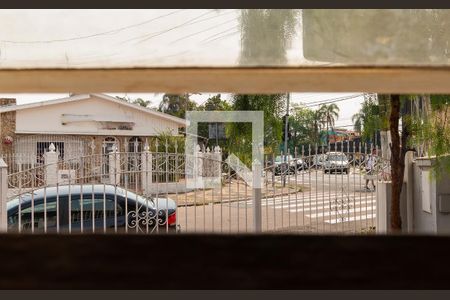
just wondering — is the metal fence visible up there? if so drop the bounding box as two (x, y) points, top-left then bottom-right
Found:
(0, 141), (389, 234)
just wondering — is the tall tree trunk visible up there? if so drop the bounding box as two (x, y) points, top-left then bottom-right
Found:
(389, 95), (403, 231)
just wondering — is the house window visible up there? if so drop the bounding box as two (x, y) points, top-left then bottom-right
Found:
(100, 122), (133, 131)
(101, 137), (119, 179)
(102, 137), (119, 154)
(208, 123), (226, 140)
(70, 197), (124, 224)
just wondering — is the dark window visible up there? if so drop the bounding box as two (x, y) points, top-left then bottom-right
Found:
(70, 196), (124, 223)
(8, 199), (58, 231)
(208, 123), (226, 139)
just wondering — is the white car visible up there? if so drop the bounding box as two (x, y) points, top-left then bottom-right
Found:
(273, 155), (306, 175)
(323, 152), (350, 174)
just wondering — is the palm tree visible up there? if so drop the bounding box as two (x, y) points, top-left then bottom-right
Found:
(352, 94), (381, 141)
(310, 109), (324, 145)
(132, 98), (151, 108)
(352, 112), (363, 135)
(318, 103), (340, 144)
(158, 94), (197, 119)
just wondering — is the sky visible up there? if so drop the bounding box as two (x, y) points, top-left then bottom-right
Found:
(0, 9), (310, 68)
(0, 9), (365, 128)
(0, 92), (364, 129)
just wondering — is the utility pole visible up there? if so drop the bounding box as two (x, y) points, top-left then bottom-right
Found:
(284, 93), (290, 155)
(283, 93), (290, 187)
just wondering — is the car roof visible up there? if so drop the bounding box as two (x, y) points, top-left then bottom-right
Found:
(7, 185), (132, 209)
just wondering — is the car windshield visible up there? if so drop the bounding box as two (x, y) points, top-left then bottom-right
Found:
(275, 155), (293, 162)
(328, 155), (346, 161)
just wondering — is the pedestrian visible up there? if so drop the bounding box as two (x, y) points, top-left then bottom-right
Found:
(365, 148), (377, 191)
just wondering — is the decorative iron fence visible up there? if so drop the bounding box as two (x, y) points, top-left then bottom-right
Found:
(0, 141), (389, 235)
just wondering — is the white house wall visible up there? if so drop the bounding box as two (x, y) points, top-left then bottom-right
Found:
(15, 96), (179, 136)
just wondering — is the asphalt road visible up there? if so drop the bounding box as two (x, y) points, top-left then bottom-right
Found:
(177, 168), (377, 234)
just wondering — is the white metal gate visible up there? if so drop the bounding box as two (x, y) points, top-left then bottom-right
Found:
(1, 140), (389, 234)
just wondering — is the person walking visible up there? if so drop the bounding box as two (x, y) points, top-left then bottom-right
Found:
(365, 148), (377, 191)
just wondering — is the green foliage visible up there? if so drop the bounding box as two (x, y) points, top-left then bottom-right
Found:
(197, 94), (231, 150)
(116, 96), (152, 108)
(288, 105), (319, 149)
(198, 94), (231, 111)
(352, 94), (382, 141)
(239, 9), (300, 65)
(318, 103), (340, 144)
(409, 95), (450, 178)
(151, 129), (185, 153)
(226, 94), (286, 166)
(158, 94), (197, 119)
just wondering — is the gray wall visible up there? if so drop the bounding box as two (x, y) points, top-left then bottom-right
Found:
(412, 158), (450, 234)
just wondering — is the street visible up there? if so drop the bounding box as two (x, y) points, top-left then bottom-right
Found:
(177, 168), (377, 234)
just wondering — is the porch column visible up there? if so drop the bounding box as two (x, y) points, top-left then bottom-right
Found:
(141, 142), (153, 196)
(197, 144), (204, 188)
(108, 144), (120, 185)
(44, 143), (58, 186)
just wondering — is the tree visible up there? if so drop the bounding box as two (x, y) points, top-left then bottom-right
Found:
(198, 94), (231, 111)
(288, 105), (318, 150)
(352, 94), (382, 141)
(132, 98), (151, 107)
(318, 103), (340, 144)
(197, 94), (231, 150)
(235, 9), (299, 164)
(158, 94), (197, 119)
(227, 94), (286, 166)
(116, 96), (152, 108)
(239, 9), (300, 66)
(410, 95), (450, 178)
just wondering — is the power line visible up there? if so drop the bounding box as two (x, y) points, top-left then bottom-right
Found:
(201, 29), (240, 45)
(126, 10), (237, 45)
(200, 25), (239, 43)
(132, 10), (225, 45)
(170, 16), (238, 44)
(303, 94), (365, 107)
(0, 9), (185, 44)
(292, 94), (365, 109)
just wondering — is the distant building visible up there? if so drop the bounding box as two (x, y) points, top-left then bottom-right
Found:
(320, 128), (359, 144)
(208, 123), (226, 140)
(0, 93), (186, 163)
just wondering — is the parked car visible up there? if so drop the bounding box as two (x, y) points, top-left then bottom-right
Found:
(311, 154), (327, 169)
(6, 185), (178, 233)
(323, 152), (350, 174)
(273, 155), (306, 175)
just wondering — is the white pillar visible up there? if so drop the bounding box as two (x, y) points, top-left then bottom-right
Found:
(380, 130), (391, 161)
(213, 146), (222, 177)
(108, 144), (120, 185)
(252, 159), (262, 233)
(141, 143), (153, 195)
(44, 143), (58, 186)
(196, 144), (204, 188)
(376, 181), (391, 234)
(0, 158), (7, 232)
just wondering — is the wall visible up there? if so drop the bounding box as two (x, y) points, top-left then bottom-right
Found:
(15, 96), (179, 136)
(0, 98), (16, 155)
(411, 158), (450, 234)
(412, 159), (437, 233)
